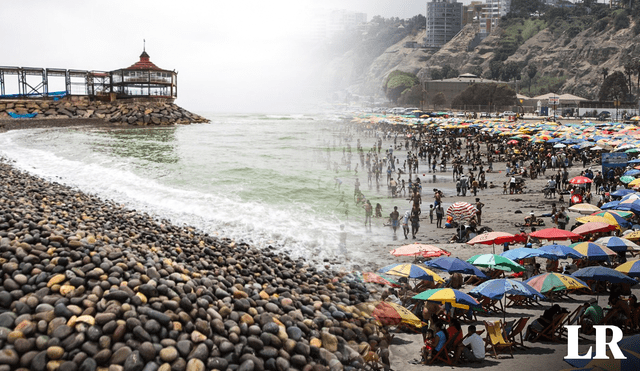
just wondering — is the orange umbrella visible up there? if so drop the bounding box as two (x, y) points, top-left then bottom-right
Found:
(390, 243), (451, 258)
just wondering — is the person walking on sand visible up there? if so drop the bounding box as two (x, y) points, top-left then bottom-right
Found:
(402, 210), (410, 239)
(410, 205), (421, 239)
(435, 204), (444, 228)
(390, 206), (400, 236)
(364, 200), (373, 231)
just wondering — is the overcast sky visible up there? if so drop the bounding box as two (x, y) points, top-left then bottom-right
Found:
(1, 1), (477, 113)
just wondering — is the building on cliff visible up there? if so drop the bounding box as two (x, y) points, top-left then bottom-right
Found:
(0, 49), (177, 102)
(425, 0), (463, 49)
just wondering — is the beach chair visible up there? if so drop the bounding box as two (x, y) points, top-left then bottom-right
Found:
(429, 330), (460, 365)
(484, 320), (514, 358)
(505, 317), (529, 349)
(506, 294), (540, 307)
(530, 313), (568, 343)
(479, 297), (504, 314)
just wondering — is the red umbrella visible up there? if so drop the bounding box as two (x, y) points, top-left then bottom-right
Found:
(362, 272), (401, 287)
(467, 232), (517, 245)
(529, 228), (581, 241)
(390, 243), (451, 258)
(507, 139), (519, 145)
(569, 176), (592, 184)
(572, 221), (617, 236)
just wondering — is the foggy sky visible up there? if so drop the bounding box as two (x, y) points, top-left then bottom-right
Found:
(1, 1), (476, 113)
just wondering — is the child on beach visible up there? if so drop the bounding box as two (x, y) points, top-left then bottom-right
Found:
(503, 182), (507, 195)
(429, 204), (434, 224)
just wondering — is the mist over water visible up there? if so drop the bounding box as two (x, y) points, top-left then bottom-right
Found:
(0, 113), (430, 269)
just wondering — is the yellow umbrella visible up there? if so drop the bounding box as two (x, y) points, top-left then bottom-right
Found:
(568, 203), (601, 215)
(628, 178), (640, 187)
(372, 301), (424, 328)
(575, 215), (620, 228)
(624, 231), (640, 240)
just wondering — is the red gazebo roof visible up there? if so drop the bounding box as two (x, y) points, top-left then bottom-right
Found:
(122, 50), (169, 72)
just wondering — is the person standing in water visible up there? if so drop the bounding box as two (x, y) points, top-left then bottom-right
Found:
(390, 206), (400, 236)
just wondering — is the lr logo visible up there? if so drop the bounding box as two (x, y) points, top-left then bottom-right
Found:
(564, 325), (627, 360)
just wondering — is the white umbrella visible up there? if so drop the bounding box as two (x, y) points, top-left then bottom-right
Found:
(590, 146), (603, 151)
(553, 143), (566, 148)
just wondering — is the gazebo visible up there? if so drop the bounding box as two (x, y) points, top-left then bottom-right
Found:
(109, 49), (177, 100)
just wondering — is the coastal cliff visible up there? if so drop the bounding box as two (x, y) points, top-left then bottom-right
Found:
(0, 99), (209, 129)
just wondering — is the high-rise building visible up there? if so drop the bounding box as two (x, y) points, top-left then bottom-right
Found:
(425, 0), (463, 48)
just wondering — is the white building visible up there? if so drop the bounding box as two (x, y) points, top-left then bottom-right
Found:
(425, 0), (463, 48)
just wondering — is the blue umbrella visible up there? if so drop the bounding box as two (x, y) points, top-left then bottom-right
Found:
(611, 189), (637, 197)
(571, 266), (638, 285)
(596, 236), (639, 252)
(616, 200), (640, 215)
(469, 279), (545, 300)
(500, 247), (558, 261)
(538, 244), (584, 259)
(624, 169), (640, 177)
(629, 158), (640, 164)
(470, 278), (545, 321)
(423, 257), (487, 278)
(600, 200), (620, 210)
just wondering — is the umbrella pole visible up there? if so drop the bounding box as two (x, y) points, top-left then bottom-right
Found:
(503, 296), (506, 323)
(492, 243), (495, 255)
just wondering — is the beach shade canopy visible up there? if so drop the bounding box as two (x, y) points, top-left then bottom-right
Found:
(568, 203), (602, 215)
(378, 263), (445, 283)
(467, 254), (525, 273)
(500, 247), (559, 261)
(372, 301), (424, 328)
(446, 202), (478, 223)
(423, 257), (487, 278)
(467, 231), (517, 246)
(589, 211), (634, 228)
(569, 176), (592, 184)
(571, 221), (617, 236)
(389, 243), (451, 258)
(361, 272), (401, 287)
(570, 242), (617, 261)
(565, 333), (640, 371)
(616, 260), (640, 278)
(529, 227), (581, 241)
(412, 288), (481, 310)
(525, 272), (590, 294)
(538, 244), (585, 259)
(595, 236), (640, 252)
(620, 176), (636, 184)
(611, 189), (637, 197)
(572, 266), (638, 285)
(575, 215), (622, 229)
(469, 278), (545, 301)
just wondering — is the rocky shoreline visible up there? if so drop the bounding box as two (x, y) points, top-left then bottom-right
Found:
(0, 99), (209, 128)
(0, 159), (384, 371)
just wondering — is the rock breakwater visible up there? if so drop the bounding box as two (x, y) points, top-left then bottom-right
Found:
(0, 99), (209, 127)
(0, 159), (387, 371)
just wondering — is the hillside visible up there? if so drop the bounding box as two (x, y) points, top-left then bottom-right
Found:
(322, 4), (640, 102)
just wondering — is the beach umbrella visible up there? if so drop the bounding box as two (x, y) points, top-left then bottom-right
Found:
(538, 244), (585, 259)
(616, 260), (640, 278)
(595, 236), (640, 252)
(412, 288), (481, 310)
(361, 272), (401, 287)
(500, 247), (558, 261)
(467, 231), (517, 254)
(372, 301), (424, 328)
(529, 228), (581, 241)
(620, 176), (636, 184)
(569, 176), (592, 185)
(611, 189), (637, 197)
(553, 143), (567, 148)
(470, 278), (545, 321)
(591, 209), (634, 220)
(467, 254), (525, 273)
(378, 263), (445, 283)
(628, 178), (640, 187)
(564, 333), (640, 371)
(571, 242), (617, 261)
(572, 266), (637, 285)
(525, 272), (590, 294)
(624, 230), (640, 241)
(423, 257), (487, 278)
(568, 203), (602, 215)
(575, 215), (621, 228)
(446, 202), (478, 223)
(624, 169), (640, 177)
(599, 200), (621, 210)
(571, 221), (617, 236)
(389, 243), (451, 258)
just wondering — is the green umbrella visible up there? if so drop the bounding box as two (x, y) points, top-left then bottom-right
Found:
(466, 254), (525, 273)
(621, 176), (635, 184)
(626, 148), (640, 153)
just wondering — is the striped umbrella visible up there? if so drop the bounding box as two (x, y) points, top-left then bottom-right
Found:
(525, 272), (590, 294)
(595, 236), (640, 252)
(446, 202), (478, 223)
(570, 242), (617, 261)
(591, 210), (634, 221)
(467, 254), (525, 273)
(413, 288), (481, 310)
(575, 215), (621, 228)
(378, 263), (445, 283)
(615, 259), (640, 277)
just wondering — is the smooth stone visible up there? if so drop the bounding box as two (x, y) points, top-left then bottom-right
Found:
(175, 340), (191, 357)
(110, 346), (132, 365)
(237, 359), (255, 371)
(123, 351), (144, 371)
(185, 359), (204, 371)
(47, 346), (64, 360)
(51, 325), (73, 340)
(31, 351), (48, 371)
(138, 342), (156, 361)
(0, 349), (18, 365)
(78, 358), (97, 371)
(94, 349), (112, 365)
(0, 313), (16, 328)
(59, 361), (78, 371)
(54, 304), (73, 319)
(286, 326), (303, 341)
(262, 322), (279, 335)
(186, 343), (208, 361)
(158, 347), (178, 363)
